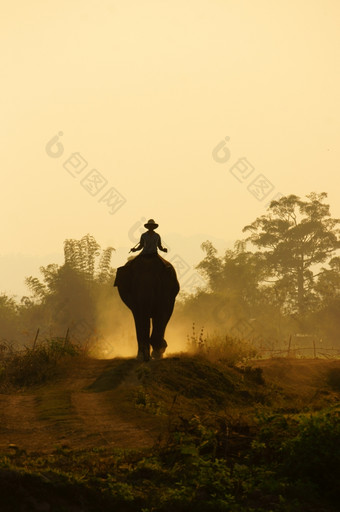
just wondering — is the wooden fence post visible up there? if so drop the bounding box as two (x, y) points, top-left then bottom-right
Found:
(64, 328), (70, 346)
(287, 334), (292, 357)
(32, 328), (40, 350)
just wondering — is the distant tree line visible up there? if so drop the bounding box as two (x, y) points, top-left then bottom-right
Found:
(176, 192), (340, 347)
(0, 192), (339, 350)
(0, 234), (129, 351)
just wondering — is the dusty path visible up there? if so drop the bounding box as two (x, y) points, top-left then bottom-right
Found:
(0, 358), (158, 453)
(1, 356), (339, 454)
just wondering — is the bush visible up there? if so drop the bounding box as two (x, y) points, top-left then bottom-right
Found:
(281, 408), (340, 500)
(251, 407), (340, 505)
(0, 337), (80, 389)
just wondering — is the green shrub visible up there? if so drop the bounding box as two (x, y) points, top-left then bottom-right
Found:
(281, 408), (340, 500)
(251, 407), (340, 505)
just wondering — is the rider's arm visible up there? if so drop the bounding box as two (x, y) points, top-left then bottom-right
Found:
(131, 234), (144, 252)
(158, 235), (167, 252)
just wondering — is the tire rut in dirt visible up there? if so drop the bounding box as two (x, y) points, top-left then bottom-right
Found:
(0, 395), (46, 450)
(72, 389), (156, 448)
(86, 359), (140, 392)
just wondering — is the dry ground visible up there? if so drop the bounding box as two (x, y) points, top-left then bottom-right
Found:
(0, 355), (339, 454)
(0, 358), (158, 453)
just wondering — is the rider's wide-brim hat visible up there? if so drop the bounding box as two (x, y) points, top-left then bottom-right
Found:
(144, 219), (159, 229)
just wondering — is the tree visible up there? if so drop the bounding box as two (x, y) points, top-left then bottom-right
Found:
(25, 234), (116, 340)
(189, 240), (271, 339)
(243, 193), (340, 314)
(0, 294), (18, 342)
(197, 241), (266, 309)
(314, 256), (340, 304)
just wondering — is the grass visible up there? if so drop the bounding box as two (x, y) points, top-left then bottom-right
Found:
(187, 323), (258, 366)
(0, 336), (80, 390)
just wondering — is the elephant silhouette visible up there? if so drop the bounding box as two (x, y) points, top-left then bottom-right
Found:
(114, 254), (180, 361)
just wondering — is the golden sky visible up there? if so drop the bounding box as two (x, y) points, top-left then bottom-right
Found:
(1, 0), (340, 295)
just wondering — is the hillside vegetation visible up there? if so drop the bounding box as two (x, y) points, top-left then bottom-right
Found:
(0, 342), (340, 511)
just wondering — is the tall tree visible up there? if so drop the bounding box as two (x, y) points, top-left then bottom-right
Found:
(25, 234), (115, 338)
(313, 256), (340, 306)
(243, 193), (340, 314)
(0, 294), (18, 342)
(194, 240), (268, 334)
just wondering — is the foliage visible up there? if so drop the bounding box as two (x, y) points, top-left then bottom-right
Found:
(1, 407), (339, 511)
(196, 241), (267, 319)
(0, 337), (80, 389)
(250, 407), (340, 505)
(243, 193), (340, 314)
(0, 294), (20, 343)
(176, 192), (340, 348)
(17, 234), (118, 350)
(187, 323), (258, 366)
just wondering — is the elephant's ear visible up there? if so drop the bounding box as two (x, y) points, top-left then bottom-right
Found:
(114, 266), (134, 310)
(164, 265), (180, 297)
(114, 266), (128, 287)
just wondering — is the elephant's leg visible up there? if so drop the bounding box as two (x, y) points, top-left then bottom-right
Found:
(150, 309), (172, 359)
(133, 313), (151, 362)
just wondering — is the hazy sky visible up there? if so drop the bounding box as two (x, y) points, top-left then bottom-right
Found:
(1, 0), (340, 296)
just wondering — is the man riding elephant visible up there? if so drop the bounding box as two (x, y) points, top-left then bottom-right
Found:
(114, 219), (179, 361)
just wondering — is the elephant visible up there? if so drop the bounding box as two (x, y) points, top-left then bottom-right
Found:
(114, 254), (180, 361)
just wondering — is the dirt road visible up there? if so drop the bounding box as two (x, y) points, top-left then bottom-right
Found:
(0, 358), (157, 453)
(1, 355), (339, 454)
